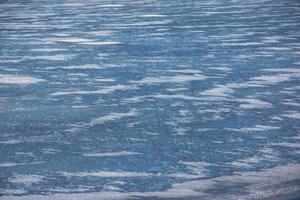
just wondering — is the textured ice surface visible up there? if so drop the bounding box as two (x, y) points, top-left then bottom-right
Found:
(0, 0), (300, 199)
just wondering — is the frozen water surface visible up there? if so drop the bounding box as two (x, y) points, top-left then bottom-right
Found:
(0, 0), (300, 199)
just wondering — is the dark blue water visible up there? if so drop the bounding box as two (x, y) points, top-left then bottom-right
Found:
(0, 0), (300, 199)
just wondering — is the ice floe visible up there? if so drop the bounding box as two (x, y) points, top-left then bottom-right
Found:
(226, 125), (280, 133)
(89, 109), (137, 126)
(130, 74), (206, 85)
(8, 174), (44, 186)
(51, 85), (137, 96)
(0, 75), (45, 85)
(281, 112), (300, 119)
(200, 85), (234, 97)
(61, 170), (152, 178)
(83, 151), (141, 157)
(238, 98), (273, 109)
(52, 37), (122, 46)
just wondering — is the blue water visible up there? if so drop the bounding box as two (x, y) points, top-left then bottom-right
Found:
(0, 0), (300, 199)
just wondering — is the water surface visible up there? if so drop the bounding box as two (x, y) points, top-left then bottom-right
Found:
(0, 0), (300, 199)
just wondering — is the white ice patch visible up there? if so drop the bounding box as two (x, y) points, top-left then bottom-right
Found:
(88, 31), (114, 36)
(224, 68), (300, 90)
(263, 47), (291, 51)
(130, 74), (205, 85)
(61, 170), (152, 178)
(94, 4), (125, 8)
(25, 54), (75, 61)
(122, 94), (201, 104)
(15, 152), (33, 156)
(51, 85), (137, 96)
(218, 42), (264, 46)
(76, 41), (122, 46)
(41, 148), (61, 154)
(172, 127), (188, 135)
(200, 85), (234, 97)
(249, 68), (300, 85)
(49, 186), (93, 193)
(282, 102), (300, 107)
(197, 128), (215, 132)
(83, 151), (141, 157)
(103, 185), (122, 192)
(54, 37), (92, 43)
(208, 66), (232, 71)
(181, 161), (211, 177)
(249, 74), (291, 85)
(0, 75), (45, 85)
(139, 14), (166, 18)
(61, 169), (203, 180)
(168, 173), (200, 179)
(8, 174), (44, 186)
(60, 64), (102, 70)
(231, 149), (279, 168)
(0, 161), (43, 168)
(166, 69), (204, 74)
(30, 48), (66, 52)
(0, 139), (22, 144)
(92, 78), (115, 82)
(231, 155), (262, 168)
(62, 3), (84, 7)
(261, 68), (300, 74)
(226, 125), (280, 133)
(89, 109), (137, 126)
(0, 162), (19, 167)
(112, 20), (172, 27)
(238, 98), (272, 109)
(150, 94), (200, 101)
(1, 189), (26, 195)
(281, 112), (300, 119)
(53, 37), (122, 46)
(271, 142), (300, 149)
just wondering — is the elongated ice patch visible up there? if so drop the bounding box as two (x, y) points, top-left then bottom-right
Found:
(226, 125), (280, 133)
(60, 64), (101, 69)
(8, 174), (44, 186)
(54, 38), (122, 46)
(83, 151), (141, 157)
(238, 98), (273, 109)
(139, 14), (166, 17)
(89, 110), (137, 126)
(94, 4), (125, 8)
(25, 55), (75, 61)
(0, 75), (45, 85)
(249, 74), (291, 84)
(200, 85), (234, 97)
(281, 112), (300, 119)
(130, 74), (206, 85)
(61, 170), (152, 178)
(51, 85), (137, 96)
(0, 162), (19, 167)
